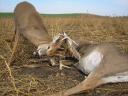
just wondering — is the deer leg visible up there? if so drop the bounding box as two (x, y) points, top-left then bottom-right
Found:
(103, 71), (128, 83)
(10, 28), (17, 48)
(51, 71), (106, 96)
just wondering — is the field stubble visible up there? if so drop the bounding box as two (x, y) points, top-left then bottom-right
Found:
(0, 15), (128, 96)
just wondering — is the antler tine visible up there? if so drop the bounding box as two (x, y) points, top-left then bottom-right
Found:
(63, 32), (79, 46)
(67, 37), (79, 47)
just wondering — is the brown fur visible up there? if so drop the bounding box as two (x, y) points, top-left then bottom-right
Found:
(14, 1), (52, 46)
(50, 44), (128, 96)
(10, 2), (52, 65)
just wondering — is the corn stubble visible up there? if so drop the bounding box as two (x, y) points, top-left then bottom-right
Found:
(0, 15), (128, 96)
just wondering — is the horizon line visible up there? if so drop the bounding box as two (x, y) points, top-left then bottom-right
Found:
(0, 12), (128, 17)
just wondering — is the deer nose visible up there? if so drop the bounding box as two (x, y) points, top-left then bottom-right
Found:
(33, 51), (40, 58)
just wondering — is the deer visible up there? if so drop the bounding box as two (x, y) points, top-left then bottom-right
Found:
(47, 33), (128, 96)
(10, 1), (58, 66)
(12, 2), (76, 68)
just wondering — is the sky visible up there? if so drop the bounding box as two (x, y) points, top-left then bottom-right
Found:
(0, 0), (128, 16)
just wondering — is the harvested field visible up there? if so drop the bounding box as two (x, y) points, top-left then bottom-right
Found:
(0, 14), (128, 96)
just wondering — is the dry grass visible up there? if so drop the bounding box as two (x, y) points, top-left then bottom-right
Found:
(0, 15), (128, 96)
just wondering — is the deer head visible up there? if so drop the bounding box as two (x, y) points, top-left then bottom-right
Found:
(47, 32), (81, 59)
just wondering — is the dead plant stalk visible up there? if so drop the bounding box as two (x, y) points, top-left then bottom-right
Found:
(0, 55), (19, 96)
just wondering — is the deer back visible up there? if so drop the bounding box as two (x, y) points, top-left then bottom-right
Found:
(14, 2), (52, 46)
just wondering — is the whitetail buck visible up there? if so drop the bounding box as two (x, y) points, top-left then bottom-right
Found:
(10, 2), (53, 65)
(48, 34), (128, 96)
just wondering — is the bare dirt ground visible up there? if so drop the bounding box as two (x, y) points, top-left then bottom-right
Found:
(0, 15), (128, 96)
